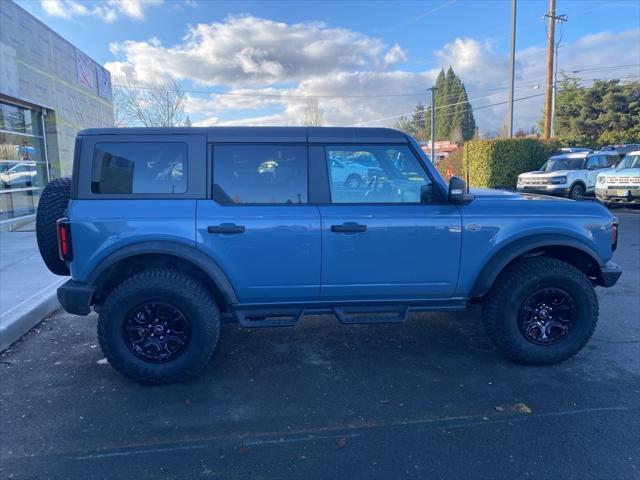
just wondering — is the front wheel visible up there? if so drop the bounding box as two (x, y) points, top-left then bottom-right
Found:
(97, 269), (220, 384)
(569, 183), (585, 200)
(482, 257), (598, 365)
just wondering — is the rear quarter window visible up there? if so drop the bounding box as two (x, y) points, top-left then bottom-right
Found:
(91, 142), (187, 194)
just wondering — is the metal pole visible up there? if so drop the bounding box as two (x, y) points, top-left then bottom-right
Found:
(551, 45), (559, 138)
(428, 86), (436, 162)
(507, 0), (517, 138)
(543, 0), (556, 139)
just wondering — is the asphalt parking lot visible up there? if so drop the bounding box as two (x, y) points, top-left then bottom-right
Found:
(1, 209), (639, 480)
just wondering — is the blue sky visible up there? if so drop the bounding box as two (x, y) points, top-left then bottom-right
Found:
(18, 0), (640, 132)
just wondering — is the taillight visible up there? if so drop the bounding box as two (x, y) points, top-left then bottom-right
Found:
(611, 218), (619, 252)
(57, 218), (73, 261)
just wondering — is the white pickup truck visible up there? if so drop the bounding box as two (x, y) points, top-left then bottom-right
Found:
(595, 150), (640, 206)
(517, 150), (619, 199)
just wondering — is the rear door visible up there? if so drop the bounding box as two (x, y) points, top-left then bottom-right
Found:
(196, 143), (321, 304)
(317, 144), (462, 301)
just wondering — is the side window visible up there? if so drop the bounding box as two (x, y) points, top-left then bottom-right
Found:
(92, 142), (187, 194)
(325, 145), (435, 203)
(587, 155), (605, 170)
(213, 145), (307, 204)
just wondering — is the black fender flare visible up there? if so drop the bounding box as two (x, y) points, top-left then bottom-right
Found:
(88, 241), (238, 305)
(470, 234), (603, 298)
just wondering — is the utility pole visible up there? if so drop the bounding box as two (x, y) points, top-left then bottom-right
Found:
(507, 0), (517, 138)
(428, 86), (436, 162)
(543, 0), (556, 139)
(550, 14), (567, 137)
(543, 1), (567, 139)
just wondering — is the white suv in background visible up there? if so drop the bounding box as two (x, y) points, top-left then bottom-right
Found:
(596, 150), (640, 206)
(517, 150), (618, 199)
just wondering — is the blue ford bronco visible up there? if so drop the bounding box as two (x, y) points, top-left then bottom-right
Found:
(35, 127), (622, 384)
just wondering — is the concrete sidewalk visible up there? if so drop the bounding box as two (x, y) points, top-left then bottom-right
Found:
(0, 222), (65, 351)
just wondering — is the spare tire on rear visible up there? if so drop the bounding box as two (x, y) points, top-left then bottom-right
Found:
(36, 177), (71, 276)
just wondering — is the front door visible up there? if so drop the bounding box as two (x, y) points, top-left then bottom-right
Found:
(197, 144), (321, 304)
(319, 144), (462, 301)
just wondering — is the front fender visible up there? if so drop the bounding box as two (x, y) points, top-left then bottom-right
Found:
(469, 233), (603, 298)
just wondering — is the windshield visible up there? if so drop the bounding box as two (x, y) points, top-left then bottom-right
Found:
(616, 154), (640, 169)
(540, 157), (584, 172)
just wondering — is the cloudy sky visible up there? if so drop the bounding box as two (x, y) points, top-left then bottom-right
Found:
(21, 0), (640, 134)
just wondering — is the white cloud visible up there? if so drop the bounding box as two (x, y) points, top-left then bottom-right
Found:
(105, 15), (408, 86)
(40, 0), (161, 22)
(106, 14), (639, 133)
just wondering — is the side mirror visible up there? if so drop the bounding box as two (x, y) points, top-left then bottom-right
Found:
(448, 176), (474, 204)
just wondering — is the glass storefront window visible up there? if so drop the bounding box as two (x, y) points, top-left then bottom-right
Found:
(0, 102), (48, 221)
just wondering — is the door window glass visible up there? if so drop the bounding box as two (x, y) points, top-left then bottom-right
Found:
(213, 145), (307, 204)
(92, 142), (187, 194)
(325, 145), (435, 203)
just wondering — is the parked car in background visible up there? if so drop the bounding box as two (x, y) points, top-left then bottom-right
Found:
(595, 150), (640, 206)
(599, 144), (640, 159)
(0, 161), (37, 188)
(516, 150), (614, 199)
(327, 157), (371, 189)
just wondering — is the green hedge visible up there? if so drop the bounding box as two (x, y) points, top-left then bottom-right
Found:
(462, 138), (560, 188)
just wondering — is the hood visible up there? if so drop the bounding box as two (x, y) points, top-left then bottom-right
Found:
(599, 167), (640, 177)
(469, 187), (522, 199)
(519, 170), (572, 177)
(470, 187), (571, 202)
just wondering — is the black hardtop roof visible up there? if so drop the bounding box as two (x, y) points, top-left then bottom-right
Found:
(77, 126), (409, 144)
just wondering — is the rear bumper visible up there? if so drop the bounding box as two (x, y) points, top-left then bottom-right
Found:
(595, 261), (622, 288)
(57, 280), (94, 316)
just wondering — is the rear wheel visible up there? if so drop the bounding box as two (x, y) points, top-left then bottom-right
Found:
(97, 269), (220, 384)
(36, 177), (71, 275)
(569, 183), (585, 200)
(482, 257), (598, 365)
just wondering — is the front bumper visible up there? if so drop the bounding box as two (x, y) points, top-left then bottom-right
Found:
(595, 187), (640, 204)
(595, 261), (623, 288)
(517, 185), (570, 196)
(57, 280), (94, 316)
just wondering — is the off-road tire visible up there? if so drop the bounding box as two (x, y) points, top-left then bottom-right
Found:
(482, 257), (598, 365)
(569, 183), (585, 200)
(36, 177), (71, 275)
(97, 269), (220, 384)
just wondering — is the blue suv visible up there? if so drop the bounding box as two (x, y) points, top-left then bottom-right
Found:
(35, 127), (622, 384)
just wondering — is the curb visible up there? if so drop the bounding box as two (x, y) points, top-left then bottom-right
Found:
(0, 277), (66, 352)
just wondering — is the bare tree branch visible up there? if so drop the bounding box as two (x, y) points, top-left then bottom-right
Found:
(113, 75), (188, 127)
(302, 96), (324, 126)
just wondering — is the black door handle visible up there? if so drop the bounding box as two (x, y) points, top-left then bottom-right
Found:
(207, 224), (245, 234)
(331, 223), (367, 233)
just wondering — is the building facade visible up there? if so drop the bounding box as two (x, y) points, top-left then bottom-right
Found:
(0, 0), (114, 225)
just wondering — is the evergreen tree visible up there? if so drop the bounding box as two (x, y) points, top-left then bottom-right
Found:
(430, 66), (475, 141)
(396, 66), (476, 142)
(552, 75), (640, 143)
(433, 70), (447, 139)
(411, 102), (426, 140)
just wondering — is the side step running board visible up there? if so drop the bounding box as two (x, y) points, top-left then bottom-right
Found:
(333, 306), (409, 324)
(232, 300), (466, 327)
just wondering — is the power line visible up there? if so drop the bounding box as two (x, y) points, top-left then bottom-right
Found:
(348, 92), (546, 126)
(111, 63), (639, 99)
(349, 72), (639, 126)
